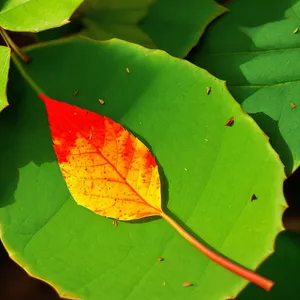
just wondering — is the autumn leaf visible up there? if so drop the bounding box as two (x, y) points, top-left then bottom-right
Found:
(39, 93), (274, 292)
(40, 93), (161, 220)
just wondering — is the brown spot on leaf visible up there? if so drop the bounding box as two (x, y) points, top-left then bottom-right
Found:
(206, 87), (211, 95)
(183, 282), (193, 287)
(73, 89), (79, 96)
(251, 194), (257, 201)
(113, 220), (118, 227)
(225, 116), (234, 127)
(157, 257), (164, 261)
(290, 102), (296, 108)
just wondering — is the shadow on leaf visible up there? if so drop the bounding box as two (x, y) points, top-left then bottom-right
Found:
(188, 0), (299, 174)
(238, 231), (300, 300)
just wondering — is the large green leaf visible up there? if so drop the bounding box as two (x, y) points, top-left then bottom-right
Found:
(77, 0), (227, 57)
(238, 231), (300, 300)
(0, 0), (83, 32)
(0, 45), (10, 112)
(189, 0), (300, 174)
(140, 0), (227, 57)
(79, 0), (156, 48)
(0, 38), (285, 300)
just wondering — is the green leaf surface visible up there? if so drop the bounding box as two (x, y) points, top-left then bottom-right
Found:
(78, 0), (227, 57)
(189, 0), (300, 174)
(238, 231), (300, 300)
(140, 0), (227, 57)
(0, 38), (285, 300)
(0, 0), (83, 32)
(79, 0), (156, 48)
(0, 45), (10, 112)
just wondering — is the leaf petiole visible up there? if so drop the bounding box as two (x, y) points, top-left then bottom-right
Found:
(0, 27), (30, 63)
(161, 211), (274, 291)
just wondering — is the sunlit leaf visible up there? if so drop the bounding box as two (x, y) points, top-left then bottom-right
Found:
(0, 45), (10, 112)
(189, 0), (300, 174)
(0, 38), (286, 300)
(0, 0), (83, 32)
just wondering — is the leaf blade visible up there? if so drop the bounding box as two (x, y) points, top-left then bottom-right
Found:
(0, 38), (286, 300)
(0, 0), (83, 32)
(40, 94), (162, 220)
(188, 0), (300, 174)
(140, 0), (228, 57)
(0, 45), (10, 112)
(79, 0), (156, 48)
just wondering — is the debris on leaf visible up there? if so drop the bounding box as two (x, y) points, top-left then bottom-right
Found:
(88, 131), (93, 139)
(73, 89), (79, 96)
(251, 194), (257, 201)
(293, 28), (299, 34)
(290, 102), (296, 108)
(99, 99), (105, 105)
(225, 116), (234, 127)
(183, 282), (193, 287)
(206, 87), (211, 95)
(126, 67), (130, 73)
(157, 257), (164, 261)
(113, 220), (118, 227)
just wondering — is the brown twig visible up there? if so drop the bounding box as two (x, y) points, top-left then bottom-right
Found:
(0, 27), (30, 63)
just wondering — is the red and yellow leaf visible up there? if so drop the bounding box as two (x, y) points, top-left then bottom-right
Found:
(40, 94), (274, 291)
(39, 94), (162, 221)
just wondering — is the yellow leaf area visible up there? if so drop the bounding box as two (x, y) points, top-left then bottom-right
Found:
(52, 107), (162, 221)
